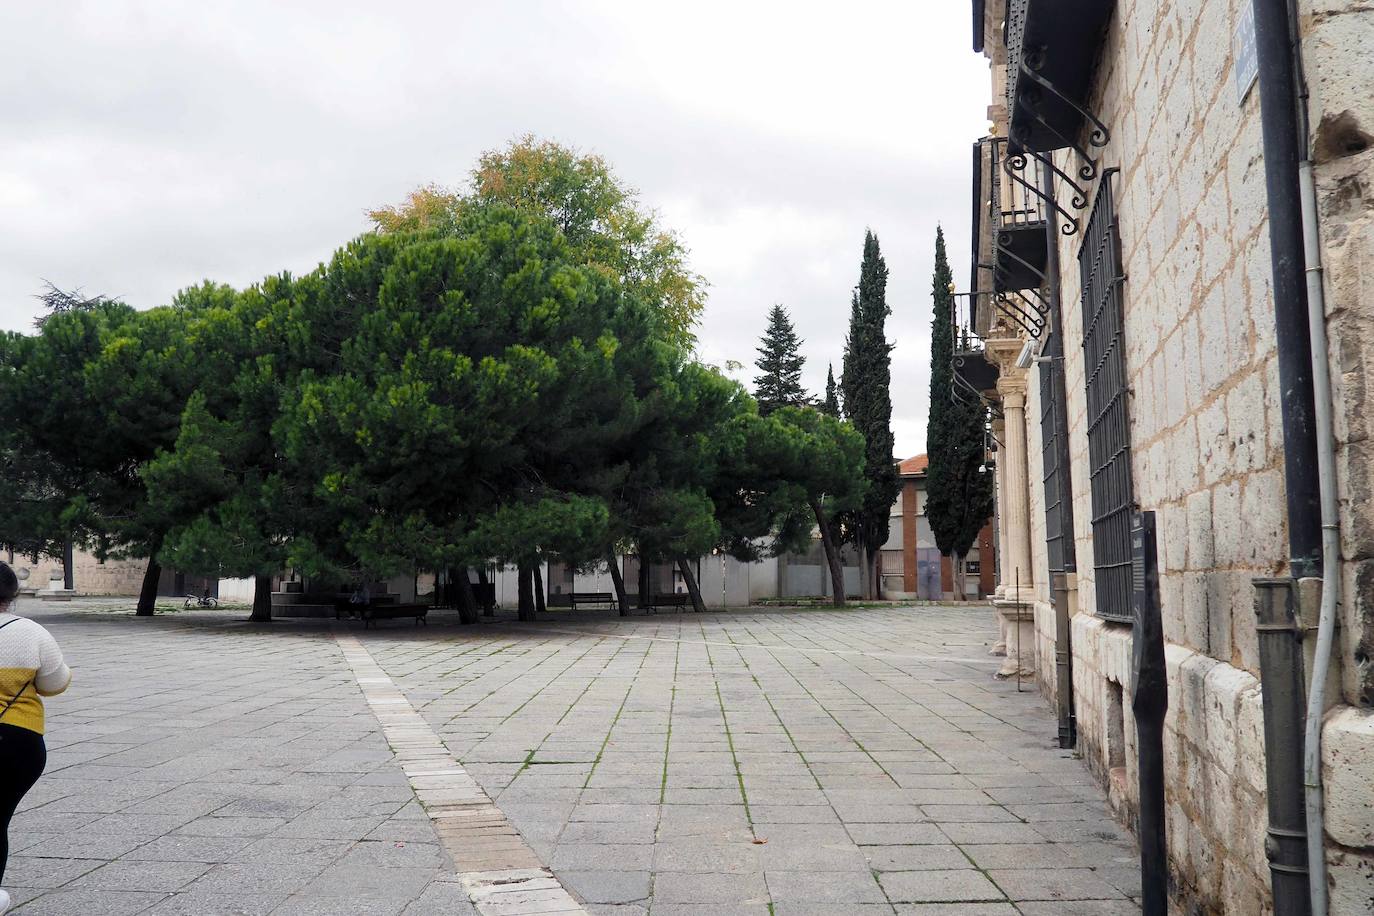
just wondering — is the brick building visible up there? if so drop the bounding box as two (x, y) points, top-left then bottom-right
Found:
(880, 454), (995, 600)
(963, 0), (1374, 911)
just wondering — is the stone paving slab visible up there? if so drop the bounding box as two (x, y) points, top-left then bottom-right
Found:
(360, 604), (1143, 914)
(5, 601), (475, 915)
(5, 599), (1141, 914)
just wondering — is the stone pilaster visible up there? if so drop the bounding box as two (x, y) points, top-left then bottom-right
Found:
(990, 416), (1009, 656)
(984, 347), (1035, 680)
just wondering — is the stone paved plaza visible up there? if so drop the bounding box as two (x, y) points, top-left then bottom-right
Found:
(6, 599), (1142, 914)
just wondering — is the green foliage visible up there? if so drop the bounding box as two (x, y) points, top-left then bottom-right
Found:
(0, 298), (194, 564)
(822, 364), (840, 417)
(368, 135), (705, 346)
(752, 304), (808, 414)
(276, 207), (654, 579)
(2, 151), (866, 617)
(925, 226), (994, 559)
(839, 231), (900, 561)
(143, 276), (310, 582)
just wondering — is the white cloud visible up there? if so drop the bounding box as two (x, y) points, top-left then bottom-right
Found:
(0, 0), (989, 457)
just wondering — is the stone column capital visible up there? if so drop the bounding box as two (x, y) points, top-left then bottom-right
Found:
(1000, 386), (1027, 410)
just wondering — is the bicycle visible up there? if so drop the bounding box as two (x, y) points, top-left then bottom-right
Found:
(183, 588), (219, 609)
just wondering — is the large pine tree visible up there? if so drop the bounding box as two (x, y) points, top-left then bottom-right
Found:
(925, 226), (995, 596)
(753, 304), (807, 414)
(840, 231), (900, 599)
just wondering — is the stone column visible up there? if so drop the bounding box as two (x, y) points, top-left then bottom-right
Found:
(990, 416), (1009, 655)
(994, 376), (1035, 679)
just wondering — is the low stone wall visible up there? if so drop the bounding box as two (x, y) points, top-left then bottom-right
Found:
(1072, 614), (1270, 914)
(1032, 599), (1057, 707)
(1323, 707), (1374, 911)
(6, 552), (144, 596)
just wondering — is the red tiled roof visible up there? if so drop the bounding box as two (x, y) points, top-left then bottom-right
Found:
(898, 453), (929, 476)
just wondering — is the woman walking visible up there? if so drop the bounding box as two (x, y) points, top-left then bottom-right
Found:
(0, 562), (71, 913)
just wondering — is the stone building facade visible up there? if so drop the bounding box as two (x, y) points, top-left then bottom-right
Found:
(964, 0), (1374, 911)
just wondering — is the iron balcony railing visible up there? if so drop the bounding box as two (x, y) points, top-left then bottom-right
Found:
(970, 136), (1053, 340)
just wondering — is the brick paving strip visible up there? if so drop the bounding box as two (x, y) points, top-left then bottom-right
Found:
(335, 633), (588, 916)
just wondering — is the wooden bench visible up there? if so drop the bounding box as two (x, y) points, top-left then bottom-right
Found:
(644, 592), (691, 613)
(360, 604), (429, 628)
(568, 592), (616, 610)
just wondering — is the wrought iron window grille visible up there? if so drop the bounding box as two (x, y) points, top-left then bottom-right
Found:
(1039, 345), (1074, 576)
(1079, 168), (1134, 624)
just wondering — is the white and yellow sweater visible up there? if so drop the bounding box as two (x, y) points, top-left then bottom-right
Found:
(0, 613), (71, 735)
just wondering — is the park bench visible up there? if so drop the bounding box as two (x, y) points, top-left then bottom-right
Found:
(568, 592), (616, 610)
(360, 603), (429, 628)
(644, 592), (691, 613)
(439, 581), (496, 614)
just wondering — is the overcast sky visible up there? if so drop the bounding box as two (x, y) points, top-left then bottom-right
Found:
(0, 1), (988, 457)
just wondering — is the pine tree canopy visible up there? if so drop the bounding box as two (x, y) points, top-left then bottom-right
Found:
(924, 226), (995, 559)
(752, 303), (808, 415)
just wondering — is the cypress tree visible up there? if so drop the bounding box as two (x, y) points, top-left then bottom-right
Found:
(840, 292), (861, 418)
(822, 364), (840, 417)
(925, 226), (995, 596)
(753, 304), (808, 414)
(840, 230), (900, 599)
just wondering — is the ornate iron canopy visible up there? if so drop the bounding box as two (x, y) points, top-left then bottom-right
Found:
(1006, 0), (1114, 179)
(955, 348), (1000, 394)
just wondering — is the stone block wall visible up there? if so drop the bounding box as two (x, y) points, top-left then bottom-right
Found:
(6, 549), (146, 596)
(1048, 0), (1286, 667)
(1072, 615), (1271, 911)
(1008, 0), (1374, 909)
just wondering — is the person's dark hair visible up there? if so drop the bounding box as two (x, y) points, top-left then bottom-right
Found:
(0, 561), (18, 607)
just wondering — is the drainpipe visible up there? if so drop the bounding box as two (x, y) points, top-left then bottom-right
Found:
(1253, 0), (1342, 913)
(1038, 156), (1077, 749)
(1255, 579), (1313, 916)
(1252, 0), (1322, 576)
(1289, 2), (1341, 912)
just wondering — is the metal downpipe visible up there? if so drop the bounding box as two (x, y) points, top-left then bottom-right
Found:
(1252, 0), (1333, 909)
(1251, 0), (1323, 573)
(1298, 121), (1341, 916)
(1255, 580), (1313, 915)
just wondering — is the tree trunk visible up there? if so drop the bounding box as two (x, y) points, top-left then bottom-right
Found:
(136, 556), (161, 616)
(953, 553), (968, 601)
(638, 559), (651, 609)
(810, 498), (845, 608)
(517, 563), (536, 621)
(62, 540), (74, 591)
(676, 556), (706, 613)
(455, 567), (479, 625)
(533, 563), (547, 615)
(250, 574), (273, 622)
(872, 549), (884, 601)
(477, 566), (494, 616)
(857, 544), (870, 601)
(606, 552), (629, 617)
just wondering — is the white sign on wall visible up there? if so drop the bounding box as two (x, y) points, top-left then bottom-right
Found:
(1234, 3), (1259, 104)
